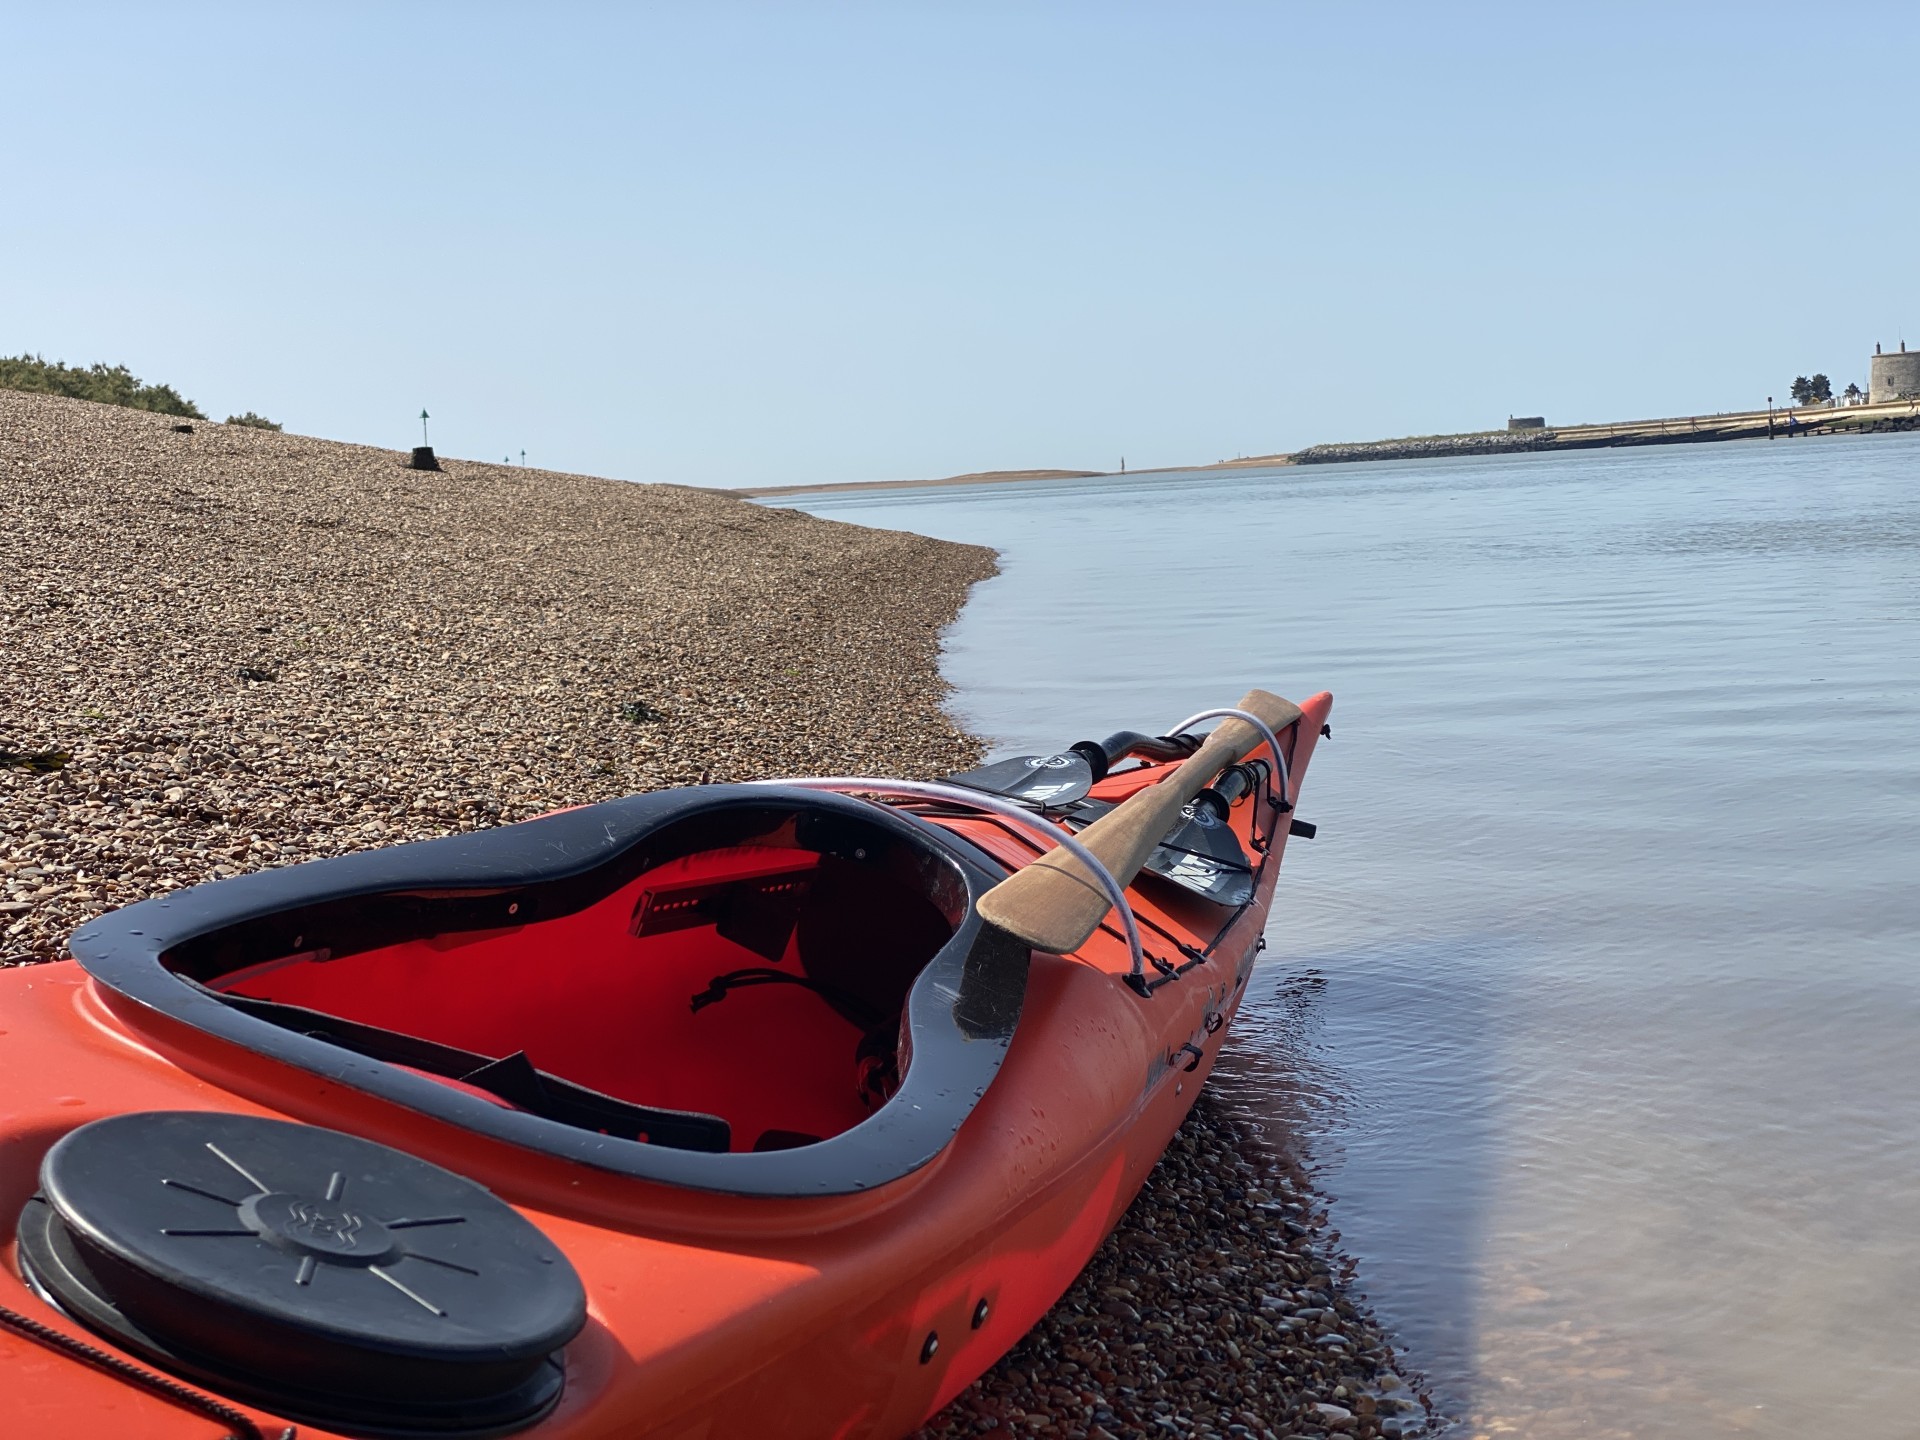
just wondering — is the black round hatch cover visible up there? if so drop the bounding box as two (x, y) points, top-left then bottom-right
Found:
(17, 1111), (587, 1438)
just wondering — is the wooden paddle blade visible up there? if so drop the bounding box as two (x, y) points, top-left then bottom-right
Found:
(976, 689), (1303, 954)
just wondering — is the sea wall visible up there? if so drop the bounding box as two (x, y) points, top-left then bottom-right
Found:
(1294, 430), (1562, 465)
(1293, 401), (1920, 466)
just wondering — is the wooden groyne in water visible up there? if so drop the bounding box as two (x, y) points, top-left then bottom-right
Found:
(1291, 398), (1920, 466)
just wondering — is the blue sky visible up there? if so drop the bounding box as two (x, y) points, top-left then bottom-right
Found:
(6, 4), (1914, 486)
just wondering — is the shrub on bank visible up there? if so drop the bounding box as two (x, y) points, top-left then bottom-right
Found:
(0, 353), (206, 418)
(224, 411), (282, 431)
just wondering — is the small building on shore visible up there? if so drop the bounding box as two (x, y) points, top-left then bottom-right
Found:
(1507, 415), (1546, 431)
(1869, 342), (1920, 403)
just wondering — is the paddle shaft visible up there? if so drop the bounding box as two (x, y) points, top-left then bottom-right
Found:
(975, 688), (1303, 955)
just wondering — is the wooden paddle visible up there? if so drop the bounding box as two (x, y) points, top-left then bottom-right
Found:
(975, 688), (1304, 954)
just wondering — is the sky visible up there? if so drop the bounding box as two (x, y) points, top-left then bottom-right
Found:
(5, 4), (1916, 487)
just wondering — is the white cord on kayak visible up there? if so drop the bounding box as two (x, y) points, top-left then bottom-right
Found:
(747, 777), (1146, 982)
(1167, 707), (1291, 808)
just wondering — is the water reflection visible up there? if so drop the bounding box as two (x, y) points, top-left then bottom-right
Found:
(1223, 940), (1511, 1422)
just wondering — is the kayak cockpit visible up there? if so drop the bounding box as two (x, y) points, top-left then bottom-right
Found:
(72, 787), (1028, 1196)
(199, 830), (953, 1154)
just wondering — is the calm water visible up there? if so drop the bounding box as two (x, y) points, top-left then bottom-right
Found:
(772, 436), (1920, 1438)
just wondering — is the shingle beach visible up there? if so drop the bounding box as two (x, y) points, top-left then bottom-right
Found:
(1, 389), (1428, 1438)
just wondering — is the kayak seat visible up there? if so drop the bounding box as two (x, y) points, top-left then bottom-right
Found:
(190, 981), (733, 1151)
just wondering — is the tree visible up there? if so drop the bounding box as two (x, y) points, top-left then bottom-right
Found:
(1790, 376), (1813, 405)
(1843, 382), (1863, 402)
(0, 353), (205, 417)
(1808, 374), (1832, 403)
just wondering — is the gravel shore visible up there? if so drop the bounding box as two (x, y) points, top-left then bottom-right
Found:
(1, 389), (1428, 1437)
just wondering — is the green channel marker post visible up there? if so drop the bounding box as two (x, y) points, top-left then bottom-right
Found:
(409, 410), (440, 471)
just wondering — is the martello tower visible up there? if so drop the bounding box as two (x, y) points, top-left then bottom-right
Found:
(1869, 342), (1920, 403)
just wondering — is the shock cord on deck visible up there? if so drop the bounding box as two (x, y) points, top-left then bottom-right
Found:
(0, 1302), (294, 1440)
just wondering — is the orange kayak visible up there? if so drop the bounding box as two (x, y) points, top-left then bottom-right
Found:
(0, 690), (1331, 1440)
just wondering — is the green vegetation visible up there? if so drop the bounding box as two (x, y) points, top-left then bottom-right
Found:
(1790, 374), (1832, 405)
(0, 353), (205, 418)
(224, 411), (282, 431)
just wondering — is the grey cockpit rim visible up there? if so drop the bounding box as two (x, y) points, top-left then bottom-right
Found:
(66, 786), (1028, 1199)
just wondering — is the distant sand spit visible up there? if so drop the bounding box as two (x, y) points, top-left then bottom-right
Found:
(735, 467), (1104, 498)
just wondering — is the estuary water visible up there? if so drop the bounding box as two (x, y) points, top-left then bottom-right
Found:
(770, 436), (1920, 1438)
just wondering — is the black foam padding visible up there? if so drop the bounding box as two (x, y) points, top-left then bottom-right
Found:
(19, 1111), (586, 1437)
